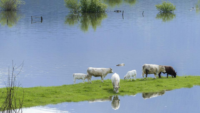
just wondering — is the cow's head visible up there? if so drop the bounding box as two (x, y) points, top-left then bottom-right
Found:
(114, 86), (120, 93)
(124, 76), (127, 80)
(109, 68), (113, 73)
(174, 71), (177, 78)
(159, 65), (166, 73)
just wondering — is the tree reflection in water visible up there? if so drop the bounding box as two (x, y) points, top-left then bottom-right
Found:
(0, 11), (21, 27)
(156, 12), (176, 22)
(103, 0), (136, 7)
(65, 13), (107, 32)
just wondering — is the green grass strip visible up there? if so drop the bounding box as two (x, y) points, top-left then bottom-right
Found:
(0, 76), (200, 108)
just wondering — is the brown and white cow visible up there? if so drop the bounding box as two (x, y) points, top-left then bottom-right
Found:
(142, 64), (166, 79)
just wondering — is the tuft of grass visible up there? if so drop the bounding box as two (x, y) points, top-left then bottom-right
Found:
(156, 1), (176, 13)
(0, 76), (200, 109)
(0, 0), (24, 11)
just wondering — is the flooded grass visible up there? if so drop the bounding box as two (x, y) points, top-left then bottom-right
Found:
(0, 76), (200, 108)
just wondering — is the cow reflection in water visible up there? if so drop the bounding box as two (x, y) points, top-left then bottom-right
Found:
(88, 96), (112, 103)
(142, 91), (165, 99)
(111, 96), (120, 110)
(88, 96), (120, 110)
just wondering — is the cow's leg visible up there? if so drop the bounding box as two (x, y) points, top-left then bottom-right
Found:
(142, 71), (145, 79)
(101, 76), (104, 82)
(154, 73), (157, 79)
(83, 78), (85, 83)
(167, 74), (168, 78)
(158, 72), (161, 78)
(74, 79), (76, 84)
(145, 69), (148, 79)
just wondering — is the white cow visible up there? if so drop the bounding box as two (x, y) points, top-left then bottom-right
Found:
(73, 73), (90, 83)
(142, 64), (166, 79)
(111, 73), (120, 93)
(87, 67), (113, 83)
(124, 70), (137, 81)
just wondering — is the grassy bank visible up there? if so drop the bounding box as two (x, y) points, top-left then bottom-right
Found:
(0, 76), (200, 108)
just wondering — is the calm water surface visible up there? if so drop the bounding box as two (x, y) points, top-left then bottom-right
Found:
(22, 86), (200, 113)
(0, 0), (200, 112)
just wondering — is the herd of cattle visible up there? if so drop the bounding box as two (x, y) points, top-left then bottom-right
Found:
(73, 64), (177, 93)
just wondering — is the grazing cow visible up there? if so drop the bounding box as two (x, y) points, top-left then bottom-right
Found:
(124, 70), (137, 81)
(111, 73), (120, 93)
(142, 91), (165, 99)
(142, 64), (166, 79)
(158, 66), (176, 78)
(87, 67), (113, 83)
(73, 73), (90, 83)
(111, 96), (120, 110)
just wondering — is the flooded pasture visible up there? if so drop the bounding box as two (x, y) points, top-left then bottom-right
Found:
(0, 0), (200, 112)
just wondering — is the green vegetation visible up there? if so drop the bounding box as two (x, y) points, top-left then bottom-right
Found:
(64, 0), (81, 13)
(124, 0), (136, 5)
(64, 0), (107, 13)
(103, 0), (122, 7)
(0, 0), (24, 11)
(0, 76), (200, 109)
(156, 12), (176, 22)
(65, 13), (107, 32)
(0, 11), (21, 27)
(156, 2), (176, 13)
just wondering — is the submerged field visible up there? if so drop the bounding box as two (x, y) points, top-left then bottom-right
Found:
(0, 76), (200, 108)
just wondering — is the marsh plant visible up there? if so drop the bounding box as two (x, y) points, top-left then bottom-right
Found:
(0, 0), (24, 11)
(0, 11), (21, 27)
(65, 0), (107, 13)
(65, 13), (107, 32)
(156, 2), (176, 13)
(0, 62), (24, 113)
(156, 12), (176, 22)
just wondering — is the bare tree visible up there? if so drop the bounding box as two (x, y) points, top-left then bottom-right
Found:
(1, 61), (24, 113)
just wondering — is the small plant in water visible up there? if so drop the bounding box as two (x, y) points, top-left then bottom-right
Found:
(0, 0), (24, 11)
(156, 2), (176, 13)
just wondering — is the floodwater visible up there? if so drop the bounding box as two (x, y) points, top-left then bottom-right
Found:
(0, 0), (200, 112)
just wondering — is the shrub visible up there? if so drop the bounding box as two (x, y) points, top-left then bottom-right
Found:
(81, 0), (107, 13)
(0, 0), (24, 11)
(156, 2), (176, 13)
(65, 0), (107, 13)
(64, 0), (81, 13)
